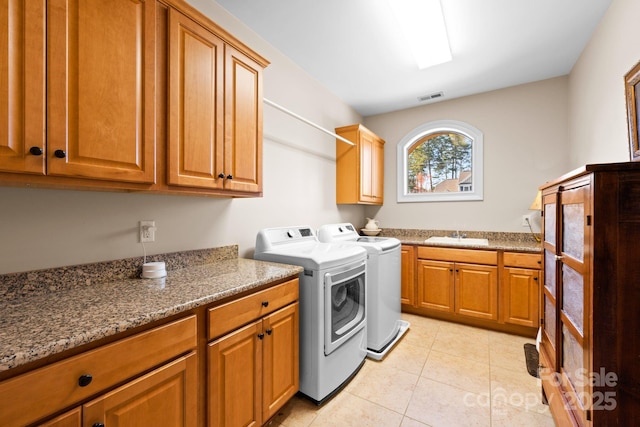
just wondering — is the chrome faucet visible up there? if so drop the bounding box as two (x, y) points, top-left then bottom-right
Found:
(451, 231), (467, 239)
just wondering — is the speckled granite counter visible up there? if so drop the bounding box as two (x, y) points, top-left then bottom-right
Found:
(378, 228), (542, 253)
(0, 246), (302, 373)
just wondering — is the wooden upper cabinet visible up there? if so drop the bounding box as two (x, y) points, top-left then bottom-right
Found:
(167, 9), (224, 189)
(224, 45), (263, 194)
(167, 14), (263, 193)
(0, 0), (46, 175)
(336, 124), (385, 205)
(47, 0), (156, 183)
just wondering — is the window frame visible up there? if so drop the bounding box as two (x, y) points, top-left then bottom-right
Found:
(396, 120), (483, 202)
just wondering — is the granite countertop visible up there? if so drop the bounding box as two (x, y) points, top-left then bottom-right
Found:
(379, 228), (542, 253)
(0, 247), (302, 374)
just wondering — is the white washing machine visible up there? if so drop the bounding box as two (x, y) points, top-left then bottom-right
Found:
(318, 223), (410, 360)
(254, 226), (368, 404)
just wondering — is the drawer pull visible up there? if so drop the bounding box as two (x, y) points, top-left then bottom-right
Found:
(54, 149), (66, 158)
(257, 333), (265, 340)
(78, 374), (93, 387)
(92, 423), (105, 427)
(266, 329), (272, 335)
(261, 301), (269, 307)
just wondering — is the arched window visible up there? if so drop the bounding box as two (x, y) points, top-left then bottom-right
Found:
(397, 120), (483, 202)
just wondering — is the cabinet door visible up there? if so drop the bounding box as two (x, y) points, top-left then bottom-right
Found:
(38, 408), (81, 427)
(541, 191), (559, 369)
(373, 136), (384, 201)
(0, 0), (45, 174)
(358, 130), (384, 204)
(417, 259), (454, 312)
(83, 352), (197, 427)
(502, 267), (539, 327)
(557, 184), (590, 425)
(208, 320), (262, 427)
(455, 263), (498, 320)
(47, 0), (155, 183)
(167, 9), (224, 189)
(224, 45), (263, 193)
(262, 303), (299, 422)
(400, 245), (416, 307)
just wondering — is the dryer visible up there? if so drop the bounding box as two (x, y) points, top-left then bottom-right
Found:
(254, 226), (368, 404)
(318, 223), (409, 360)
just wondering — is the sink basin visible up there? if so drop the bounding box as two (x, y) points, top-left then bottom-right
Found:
(425, 236), (489, 246)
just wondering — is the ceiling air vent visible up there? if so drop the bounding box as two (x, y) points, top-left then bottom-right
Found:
(418, 92), (444, 102)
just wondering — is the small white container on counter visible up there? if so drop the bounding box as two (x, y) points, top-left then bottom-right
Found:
(141, 261), (167, 279)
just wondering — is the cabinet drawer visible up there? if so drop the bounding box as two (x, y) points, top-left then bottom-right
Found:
(503, 252), (542, 269)
(0, 315), (197, 427)
(417, 246), (497, 265)
(208, 279), (299, 340)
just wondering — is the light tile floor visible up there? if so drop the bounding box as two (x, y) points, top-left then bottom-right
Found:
(268, 313), (556, 427)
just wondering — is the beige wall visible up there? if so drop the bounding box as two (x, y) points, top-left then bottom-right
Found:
(0, 1), (364, 274)
(567, 0), (640, 166)
(363, 77), (570, 232)
(1, 1), (635, 274)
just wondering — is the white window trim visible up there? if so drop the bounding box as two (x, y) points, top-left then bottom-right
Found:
(397, 120), (483, 203)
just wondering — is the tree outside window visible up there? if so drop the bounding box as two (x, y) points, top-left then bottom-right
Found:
(407, 132), (472, 193)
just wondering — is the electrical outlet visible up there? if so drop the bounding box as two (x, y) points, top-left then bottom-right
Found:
(522, 214), (531, 227)
(140, 220), (156, 243)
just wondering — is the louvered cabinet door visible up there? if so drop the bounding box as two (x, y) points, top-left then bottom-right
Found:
(47, 0), (156, 183)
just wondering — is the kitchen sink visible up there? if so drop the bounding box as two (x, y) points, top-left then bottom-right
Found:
(425, 236), (489, 246)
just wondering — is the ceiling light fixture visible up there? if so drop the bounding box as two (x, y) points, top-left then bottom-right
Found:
(389, 0), (452, 70)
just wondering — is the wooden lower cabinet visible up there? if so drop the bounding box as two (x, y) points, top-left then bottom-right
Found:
(0, 277), (300, 427)
(417, 259), (497, 320)
(36, 354), (198, 427)
(0, 316), (197, 427)
(417, 259), (454, 312)
(400, 245), (416, 308)
(502, 267), (539, 328)
(405, 246), (539, 336)
(455, 263), (498, 321)
(209, 320), (263, 427)
(207, 279), (299, 427)
(38, 408), (82, 427)
(83, 352), (198, 427)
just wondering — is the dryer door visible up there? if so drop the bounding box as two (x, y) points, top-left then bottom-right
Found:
(324, 261), (366, 355)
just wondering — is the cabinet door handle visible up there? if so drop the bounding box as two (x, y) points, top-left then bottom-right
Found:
(29, 146), (43, 156)
(226, 174), (233, 180)
(53, 149), (66, 159)
(266, 329), (272, 335)
(257, 333), (265, 340)
(78, 374), (93, 387)
(261, 301), (269, 307)
(217, 173), (225, 179)
(533, 277), (538, 281)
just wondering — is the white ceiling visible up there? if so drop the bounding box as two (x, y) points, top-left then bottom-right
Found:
(216, 0), (612, 117)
